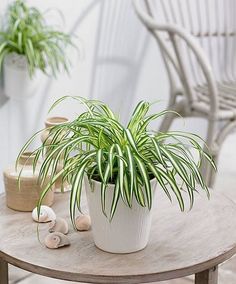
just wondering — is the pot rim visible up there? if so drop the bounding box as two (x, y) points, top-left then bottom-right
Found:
(3, 152), (38, 179)
(18, 151), (36, 165)
(45, 116), (69, 128)
(86, 175), (157, 188)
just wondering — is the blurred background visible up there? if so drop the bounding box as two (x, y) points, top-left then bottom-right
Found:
(0, 0), (208, 191)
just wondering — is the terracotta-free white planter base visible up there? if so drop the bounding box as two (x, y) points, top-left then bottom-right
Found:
(85, 177), (157, 254)
(3, 53), (40, 100)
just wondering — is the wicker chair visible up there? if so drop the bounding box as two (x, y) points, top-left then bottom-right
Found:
(133, 0), (236, 187)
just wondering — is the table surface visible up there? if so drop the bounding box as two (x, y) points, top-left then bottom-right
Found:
(0, 189), (236, 284)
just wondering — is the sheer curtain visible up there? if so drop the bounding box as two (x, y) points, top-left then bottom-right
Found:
(88, 0), (149, 124)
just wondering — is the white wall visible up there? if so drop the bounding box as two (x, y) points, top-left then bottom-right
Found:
(0, 0), (205, 192)
(0, 0), (101, 190)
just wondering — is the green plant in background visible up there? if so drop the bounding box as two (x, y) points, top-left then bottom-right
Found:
(17, 97), (216, 224)
(0, 0), (74, 77)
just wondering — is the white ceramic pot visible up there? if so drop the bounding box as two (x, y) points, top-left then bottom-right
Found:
(3, 53), (40, 100)
(85, 177), (157, 254)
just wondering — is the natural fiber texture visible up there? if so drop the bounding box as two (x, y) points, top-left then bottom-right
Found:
(133, 0), (236, 187)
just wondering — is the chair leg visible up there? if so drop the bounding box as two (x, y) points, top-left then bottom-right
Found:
(201, 120), (218, 188)
(159, 111), (177, 132)
(207, 152), (219, 188)
(159, 99), (186, 133)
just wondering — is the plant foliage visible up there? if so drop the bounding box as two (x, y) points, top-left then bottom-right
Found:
(17, 97), (216, 223)
(0, 0), (74, 77)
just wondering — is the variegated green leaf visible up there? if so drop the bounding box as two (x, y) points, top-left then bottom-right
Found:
(18, 96), (216, 223)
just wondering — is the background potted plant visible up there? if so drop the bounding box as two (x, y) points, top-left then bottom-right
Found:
(18, 96), (216, 253)
(0, 0), (74, 99)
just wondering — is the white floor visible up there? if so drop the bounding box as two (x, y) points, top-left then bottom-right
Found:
(10, 133), (236, 284)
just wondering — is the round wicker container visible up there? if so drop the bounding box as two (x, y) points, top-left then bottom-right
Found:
(3, 152), (54, 212)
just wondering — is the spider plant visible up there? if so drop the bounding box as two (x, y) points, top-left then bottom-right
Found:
(17, 96), (216, 223)
(0, 0), (74, 77)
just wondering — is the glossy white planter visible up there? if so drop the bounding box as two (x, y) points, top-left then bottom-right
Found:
(3, 53), (40, 100)
(85, 177), (157, 254)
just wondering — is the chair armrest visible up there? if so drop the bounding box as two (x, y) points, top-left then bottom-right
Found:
(133, 0), (219, 117)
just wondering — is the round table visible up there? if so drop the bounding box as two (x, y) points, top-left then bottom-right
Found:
(1, 190), (236, 284)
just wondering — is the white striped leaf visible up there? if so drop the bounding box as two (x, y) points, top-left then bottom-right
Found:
(134, 155), (152, 209)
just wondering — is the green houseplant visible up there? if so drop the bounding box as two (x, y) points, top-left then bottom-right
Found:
(0, 0), (74, 99)
(18, 96), (216, 253)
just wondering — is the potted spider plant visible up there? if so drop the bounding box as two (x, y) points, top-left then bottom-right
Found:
(18, 96), (216, 254)
(0, 0), (74, 99)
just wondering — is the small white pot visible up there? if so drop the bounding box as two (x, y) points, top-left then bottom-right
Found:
(3, 53), (40, 100)
(85, 177), (157, 254)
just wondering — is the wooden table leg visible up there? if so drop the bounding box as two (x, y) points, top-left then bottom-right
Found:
(0, 258), (9, 284)
(195, 266), (218, 284)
